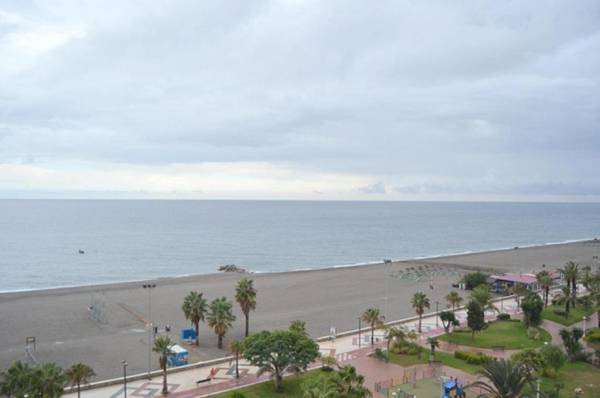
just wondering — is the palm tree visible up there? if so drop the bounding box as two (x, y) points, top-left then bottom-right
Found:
(289, 320), (308, 336)
(472, 285), (498, 313)
(536, 271), (553, 307)
(411, 292), (430, 333)
(384, 326), (406, 358)
(556, 285), (577, 316)
(509, 283), (527, 308)
(230, 340), (244, 379)
(445, 291), (463, 312)
(153, 335), (175, 395)
(0, 361), (32, 397)
(361, 308), (384, 346)
(31, 363), (65, 398)
(337, 365), (372, 398)
(181, 291), (207, 346)
(469, 359), (533, 398)
(427, 337), (440, 357)
(560, 261), (579, 301)
(207, 297), (236, 349)
(235, 278), (257, 337)
(65, 363), (95, 398)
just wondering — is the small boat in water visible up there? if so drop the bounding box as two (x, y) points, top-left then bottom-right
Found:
(78, 249), (85, 254)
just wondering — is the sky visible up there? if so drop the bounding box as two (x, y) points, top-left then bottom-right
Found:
(1, 1), (599, 201)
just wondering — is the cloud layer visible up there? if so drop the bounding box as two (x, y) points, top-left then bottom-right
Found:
(1, 1), (599, 200)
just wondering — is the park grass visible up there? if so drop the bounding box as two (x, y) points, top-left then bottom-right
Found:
(212, 369), (334, 398)
(388, 351), (482, 374)
(542, 304), (599, 326)
(530, 361), (600, 398)
(437, 320), (551, 349)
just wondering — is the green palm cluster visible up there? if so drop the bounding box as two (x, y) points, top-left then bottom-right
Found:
(0, 361), (66, 398)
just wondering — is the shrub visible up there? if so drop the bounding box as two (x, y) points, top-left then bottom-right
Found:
(393, 340), (423, 356)
(372, 348), (388, 361)
(497, 313), (511, 321)
(454, 350), (493, 365)
(527, 327), (541, 341)
(584, 327), (600, 342)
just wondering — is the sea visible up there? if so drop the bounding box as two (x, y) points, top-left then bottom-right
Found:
(1, 200), (599, 293)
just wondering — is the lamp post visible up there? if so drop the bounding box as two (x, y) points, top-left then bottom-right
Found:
(143, 283), (156, 379)
(583, 316), (587, 335)
(121, 360), (128, 398)
(435, 301), (440, 328)
(357, 317), (362, 348)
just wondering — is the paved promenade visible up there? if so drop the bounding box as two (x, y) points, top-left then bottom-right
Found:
(67, 295), (522, 397)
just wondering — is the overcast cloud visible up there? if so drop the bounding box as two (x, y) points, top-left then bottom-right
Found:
(1, 1), (599, 201)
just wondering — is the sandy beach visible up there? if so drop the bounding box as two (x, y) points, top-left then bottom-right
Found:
(1, 240), (599, 380)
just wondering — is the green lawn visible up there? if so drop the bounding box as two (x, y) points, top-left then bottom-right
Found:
(530, 361), (600, 398)
(212, 369), (334, 398)
(388, 351), (482, 374)
(542, 304), (599, 326)
(438, 320), (551, 349)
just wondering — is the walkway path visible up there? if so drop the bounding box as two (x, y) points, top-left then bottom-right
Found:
(67, 295), (522, 397)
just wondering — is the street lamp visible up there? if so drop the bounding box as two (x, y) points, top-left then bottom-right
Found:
(143, 283), (156, 379)
(121, 360), (128, 398)
(357, 317), (362, 348)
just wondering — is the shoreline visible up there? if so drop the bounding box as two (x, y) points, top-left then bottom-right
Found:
(1, 237), (596, 297)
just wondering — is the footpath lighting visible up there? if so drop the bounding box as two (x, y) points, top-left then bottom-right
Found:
(121, 360), (128, 398)
(143, 283), (157, 379)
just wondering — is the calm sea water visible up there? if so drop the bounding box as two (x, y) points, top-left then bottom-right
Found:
(1, 200), (599, 292)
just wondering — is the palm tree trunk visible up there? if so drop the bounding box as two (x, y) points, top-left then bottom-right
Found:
(371, 324), (374, 346)
(162, 363), (168, 395)
(545, 287), (549, 307)
(245, 312), (249, 337)
(77, 383), (81, 398)
(195, 321), (199, 346)
(597, 308), (600, 328)
(418, 313), (422, 333)
(218, 334), (223, 349)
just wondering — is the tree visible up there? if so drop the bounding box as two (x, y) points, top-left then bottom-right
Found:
(536, 270), (553, 307)
(559, 328), (584, 361)
(463, 272), (488, 290)
(540, 344), (566, 373)
(230, 340), (244, 379)
(65, 363), (95, 398)
(302, 366), (371, 398)
(243, 330), (319, 394)
(440, 310), (459, 334)
(336, 365), (372, 398)
(555, 285), (576, 316)
(520, 292), (544, 327)
(445, 291), (463, 312)
(384, 326), (405, 358)
(411, 292), (430, 333)
(584, 271), (600, 328)
(361, 308), (384, 345)
(289, 320), (308, 336)
(509, 284), (528, 308)
(153, 335), (175, 395)
(471, 285), (497, 313)
(0, 361), (33, 398)
(427, 337), (439, 360)
(469, 359), (533, 398)
(235, 278), (257, 337)
(31, 363), (65, 398)
(467, 300), (485, 339)
(510, 349), (544, 377)
(207, 297), (236, 349)
(560, 261), (579, 301)
(182, 291), (207, 346)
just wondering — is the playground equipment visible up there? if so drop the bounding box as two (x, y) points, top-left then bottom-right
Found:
(441, 376), (466, 398)
(167, 344), (189, 367)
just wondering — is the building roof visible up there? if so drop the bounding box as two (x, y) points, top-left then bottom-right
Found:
(490, 273), (537, 284)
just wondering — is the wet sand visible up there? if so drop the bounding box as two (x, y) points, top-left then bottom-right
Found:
(1, 240), (599, 380)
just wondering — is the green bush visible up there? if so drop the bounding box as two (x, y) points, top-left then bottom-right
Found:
(393, 340), (423, 356)
(463, 272), (489, 290)
(497, 313), (511, 321)
(527, 327), (541, 340)
(372, 348), (388, 361)
(584, 327), (600, 342)
(454, 350), (493, 364)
